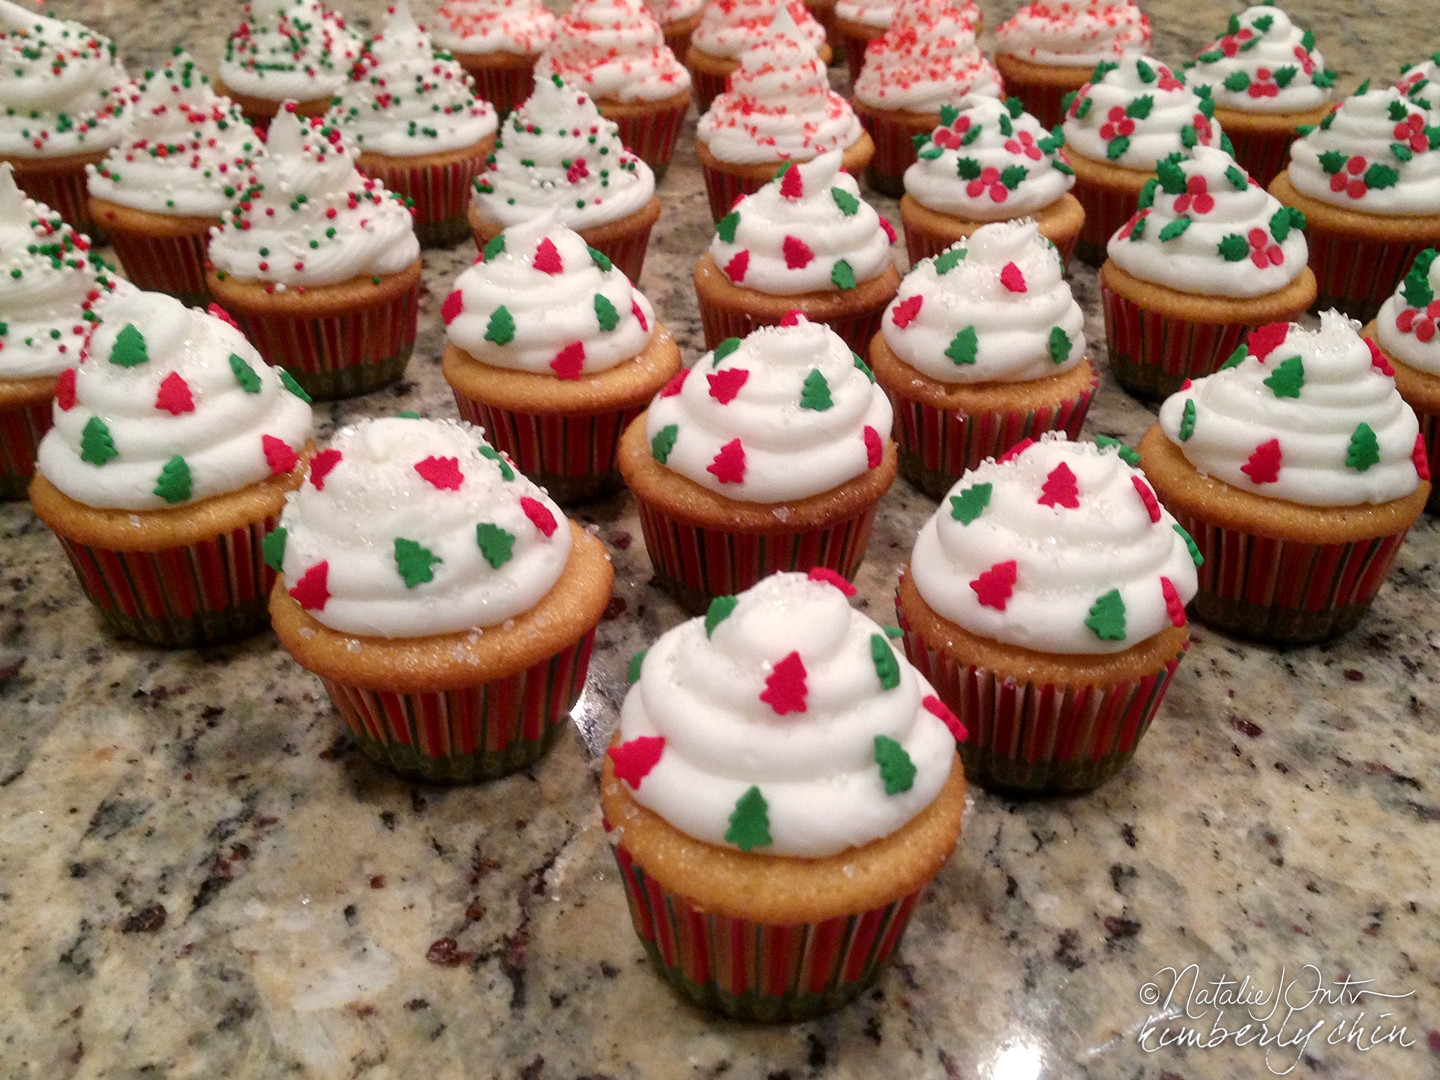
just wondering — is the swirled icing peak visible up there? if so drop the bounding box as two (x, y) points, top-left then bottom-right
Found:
(1108, 146), (1309, 297)
(905, 95), (1076, 220)
(270, 416), (572, 637)
(1285, 84), (1440, 216)
(995, 2), (1151, 67)
(36, 289), (313, 510)
(910, 434), (1199, 654)
(690, 0), (828, 61)
(442, 216), (656, 376)
(852, 0), (1001, 114)
(708, 150), (894, 295)
(610, 570), (959, 857)
(1396, 54), (1440, 113)
(1376, 250), (1440, 377)
(220, 0), (360, 102)
(206, 106), (420, 287)
(0, 0), (137, 158)
(1061, 54), (1223, 170)
(537, 0), (692, 104)
(1157, 311), (1425, 506)
(1188, 5), (1335, 116)
(834, 0), (979, 30)
(431, 0), (555, 56)
(645, 0), (704, 26)
(696, 4), (862, 165)
(471, 74), (656, 230)
(881, 220), (1085, 384)
(644, 313), (893, 502)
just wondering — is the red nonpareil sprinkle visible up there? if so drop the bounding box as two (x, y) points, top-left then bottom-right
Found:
(659, 367), (690, 397)
(1364, 337), (1394, 376)
(1160, 576), (1187, 627)
(707, 367), (748, 403)
(779, 164), (804, 198)
(520, 496), (558, 537)
(1037, 462), (1079, 508)
(864, 425), (883, 468)
(608, 735), (665, 788)
(261, 434), (299, 475)
(414, 455), (464, 490)
(923, 694), (967, 742)
(631, 300), (648, 332)
(309, 448), (343, 490)
(971, 559), (1018, 610)
(759, 651), (808, 715)
(441, 289), (464, 324)
(1000, 262), (1027, 293)
(708, 438), (746, 484)
(1240, 438), (1282, 484)
(891, 295), (923, 328)
(1247, 322), (1289, 362)
(1415, 433), (1431, 481)
(289, 561), (330, 610)
(723, 250), (749, 283)
(55, 367), (77, 411)
(533, 237), (563, 274)
(807, 566), (857, 595)
(782, 236), (814, 270)
(206, 303), (240, 330)
(780, 308), (803, 326)
(1132, 475), (1162, 522)
(551, 341), (585, 379)
(997, 438), (1033, 463)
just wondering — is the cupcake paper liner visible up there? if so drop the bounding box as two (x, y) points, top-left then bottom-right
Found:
(1415, 408), (1440, 515)
(1072, 176), (1140, 267)
(699, 162), (770, 225)
(0, 397), (53, 500)
(696, 293), (885, 356)
(901, 209), (1081, 270)
(689, 68), (730, 116)
(1219, 126), (1295, 191)
(358, 150), (490, 249)
(317, 631), (595, 783)
(10, 161), (104, 241)
(1304, 223), (1434, 324)
(1002, 77), (1073, 133)
(106, 229), (212, 308)
(856, 110), (932, 199)
(605, 99), (689, 179)
(1100, 280), (1253, 401)
(462, 61), (538, 119)
(611, 843), (919, 1020)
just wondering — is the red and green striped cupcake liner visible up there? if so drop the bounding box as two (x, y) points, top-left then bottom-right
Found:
(317, 632), (595, 783)
(611, 843), (921, 1020)
(1101, 281), (1253, 402)
(858, 111), (929, 199)
(699, 162), (769, 226)
(1414, 407), (1440, 515)
(11, 164), (103, 241)
(1072, 176), (1140, 267)
(106, 229), (212, 308)
(689, 68), (731, 117)
(1002, 78), (1074, 134)
(358, 150), (489, 249)
(1220, 127), (1293, 191)
(605, 100), (689, 181)
(0, 397), (53, 500)
(696, 294), (886, 357)
(463, 62), (538, 119)
(1304, 227), (1436, 325)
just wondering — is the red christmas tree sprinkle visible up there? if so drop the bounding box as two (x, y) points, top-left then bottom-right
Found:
(707, 367), (748, 403)
(289, 561), (330, 610)
(551, 341), (585, 379)
(864, 425), (883, 468)
(206, 303), (240, 330)
(608, 735), (665, 788)
(783, 236), (814, 270)
(1132, 475), (1162, 522)
(999, 262), (1027, 293)
(760, 651), (808, 715)
(779, 163), (804, 198)
(923, 694), (968, 742)
(1247, 321), (1289, 362)
(55, 367), (76, 411)
(780, 308), (803, 327)
(723, 250), (749, 282)
(309, 448), (342, 490)
(1415, 433), (1431, 481)
(807, 567), (856, 596)
(414, 455), (464, 490)
(971, 559), (1018, 610)
(440, 289), (464, 324)
(533, 237), (563, 275)
(708, 439), (746, 483)
(632, 300), (648, 332)
(1240, 438), (1282, 484)
(660, 367), (690, 397)
(1364, 336), (1394, 376)
(155, 371), (194, 415)
(261, 434), (299, 475)
(1160, 576), (1187, 628)
(997, 438), (1033, 463)
(1037, 462), (1080, 508)
(520, 496), (558, 537)
(891, 295), (923, 328)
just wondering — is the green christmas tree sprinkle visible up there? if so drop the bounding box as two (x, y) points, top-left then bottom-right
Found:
(831, 260), (856, 290)
(1085, 589), (1127, 641)
(478, 444), (514, 480)
(949, 482), (992, 524)
(80, 416), (117, 466)
(870, 633), (900, 690)
(229, 352), (262, 393)
(627, 650), (646, 683)
(1049, 327), (1072, 365)
(1095, 436), (1141, 466)
(109, 324), (149, 368)
(726, 788), (771, 851)
(485, 305), (516, 345)
(946, 326), (978, 365)
(593, 294), (619, 332)
(482, 234), (505, 260)
(831, 187), (860, 216)
(1263, 355), (1305, 399)
(394, 537), (442, 587)
(1179, 399), (1196, 441)
(1346, 422), (1380, 472)
(874, 735), (916, 795)
(799, 369), (833, 411)
(705, 594), (737, 638)
(475, 523), (516, 568)
(154, 455), (192, 504)
(650, 423), (678, 464)
(261, 526), (287, 572)
(716, 211), (740, 243)
(278, 368), (311, 402)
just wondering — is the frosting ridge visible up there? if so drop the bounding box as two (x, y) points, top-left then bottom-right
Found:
(219, 0), (360, 102)
(1187, 5), (1335, 115)
(538, 0), (692, 104)
(852, 0), (1001, 114)
(995, 2), (1151, 67)
(1061, 54), (1223, 170)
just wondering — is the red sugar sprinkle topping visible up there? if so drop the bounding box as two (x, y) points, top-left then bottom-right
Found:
(1132, 475), (1162, 523)
(55, 367), (77, 411)
(807, 566), (856, 595)
(261, 434), (299, 475)
(441, 289), (464, 325)
(520, 496), (558, 537)
(309, 448), (343, 490)
(923, 694), (968, 742)
(551, 341), (586, 379)
(289, 561), (331, 610)
(609, 735), (666, 788)
(971, 559), (1018, 610)
(760, 651), (808, 715)
(414, 455), (464, 490)
(707, 367), (748, 404)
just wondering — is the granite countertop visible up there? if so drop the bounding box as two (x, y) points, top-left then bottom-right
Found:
(2, 2), (1438, 1077)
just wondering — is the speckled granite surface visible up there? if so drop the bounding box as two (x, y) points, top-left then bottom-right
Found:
(2, 2), (1438, 1078)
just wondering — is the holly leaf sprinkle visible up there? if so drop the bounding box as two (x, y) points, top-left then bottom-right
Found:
(831, 260), (856, 290)
(1225, 165), (1249, 191)
(1126, 94), (1154, 119)
(874, 735), (916, 795)
(1155, 156), (1186, 194)
(475, 522), (515, 568)
(1106, 135), (1131, 161)
(1218, 234), (1250, 261)
(726, 787), (771, 851)
(705, 594), (737, 638)
(1365, 163), (1400, 190)
(1159, 218), (1191, 243)
(1085, 589), (1127, 640)
(394, 537), (442, 587)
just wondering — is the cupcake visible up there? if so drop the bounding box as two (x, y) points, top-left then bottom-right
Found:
(1100, 146), (1317, 401)
(694, 4), (871, 222)
(693, 150), (901, 353)
(267, 416), (613, 783)
(617, 313), (897, 612)
(1139, 312), (1429, 643)
(645, 0), (705, 63)
(1396, 53), (1440, 112)
(215, 0), (360, 131)
(601, 570), (967, 1019)
(86, 50), (262, 307)
(537, 0), (693, 178)
(206, 106), (422, 401)
(684, 0), (831, 113)
(0, 166), (123, 500)
(900, 94), (1083, 266)
(832, 0), (980, 82)
(440, 217), (682, 502)
(1363, 250), (1440, 514)
(849, 0), (1002, 197)
(0, 1), (138, 239)
(897, 435), (1198, 794)
(469, 74), (661, 283)
(1185, 4), (1335, 188)
(993, 1), (1151, 129)
(1268, 83), (1440, 322)
(28, 289), (314, 646)
(1061, 54), (1225, 264)
(869, 221), (1096, 499)
(430, 0), (556, 117)
(326, 0), (498, 248)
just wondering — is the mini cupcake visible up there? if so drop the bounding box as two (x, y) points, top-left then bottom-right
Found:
(869, 221), (1095, 499)
(1363, 250), (1440, 514)
(327, 0), (498, 248)
(646, 0), (704, 62)
(694, 5), (870, 222)
(849, 0), (1002, 197)
(206, 108), (422, 401)
(267, 416), (613, 783)
(601, 570), (967, 1019)
(537, 0), (693, 178)
(1185, 4), (1335, 188)
(86, 50), (261, 307)
(440, 217), (682, 501)
(1139, 312), (1429, 643)
(0, 167), (123, 500)
(684, 0), (831, 113)
(1100, 146), (1317, 400)
(215, 0), (360, 131)
(0, 1), (138, 239)
(1269, 83), (1440, 322)
(430, 0), (556, 117)
(832, 0), (980, 81)
(1396, 53), (1440, 112)
(993, 1), (1151, 129)
(617, 313), (897, 612)
(901, 94), (1083, 265)
(28, 289), (314, 646)
(897, 435), (1198, 794)
(693, 151), (901, 353)
(1061, 54), (1225, 264)
(469, 74), (661, 283)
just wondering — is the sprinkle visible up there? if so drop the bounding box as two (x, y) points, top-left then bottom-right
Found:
(1345, 423), (1380, 472)
(1174, 523), (1204, 566)
(1241, 438), (1282, 485)
(533, 237), (563, 274)
(807, 567), (856, 595)
(1179, 399), (1196, 441)
(154, 455), (192, 504)
(779, 163), (804, 198)
(1414, 433), (1431, 481)
(485, 305), (516, 345)
(1094, 436), (1141, 466)
(609, 736), (665, 788)
(551, 341), (586, 379)
(309, 448), (343, 490)
(414, 455), (464, 490)
(229, 353), (262, 393)
(998, 438), (1033, 463)
(155, 371), (194, 415)
(278, 369), (311, 402)
(1048, 327), (1071, 365)
(879, 217), (897, 244)
(627, 650), (646, 683)
(631, 300), (648, 332)
(799, 370), (832, 411)
(874, 735), (915, 794)
(971, 560), (1017, 610)
(1364, 337), (1394, 376)
(999, 262), (1027, 293)
(1132, 475), (1162, 522)
(394, 537), (442, 588)
(478, 444), (514, 480)
(1263, 355), (1304, 398)
(831, 187), (859, 216)
(707, 439), (746, 484)
(863, 426), (883, 468)
(923, 694), (968, 742)
(520, 496), (558, 537)
(707, 367), (748, 404)
(1160, 576), (1187, 628)
(705, 594), (737, 638)
(780, 309), (802, 326)
(261, 435), (299, 475)
(441, 289), (464, 324)
(207, 303), (241, 330)
(475, 523), (516, 568)
(832, 260), (857, 290)
(55, 367), (76, 411)
(650, 423), (678, 463)
(261, 526), (287, 572)
(1085, 589), (1127, 640)
(109, 323), (149, 367)
(1037, 462), (1080, 509)
(782, 236), (814, 270)
(659, 369), (689, 397)
(946, 326), (978, 365)
(715, 211), (739, 243)
(482, 234), (505, 261)
(1247, 322), (1289, 362)
(289, 561), (330, 611)
(725, 787), (771, 851)
(950, 482), (991, 524)
(760, 651), (808, 715)
(712, 337), (742, 366)
(870, 634), (900, 691)
(891, 295), (923, 328)
(80, 417), (117, 466)
(723, 250), (749, 283)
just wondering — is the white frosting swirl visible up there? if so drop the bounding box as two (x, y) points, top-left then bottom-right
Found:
(1187, 5), (1334, 115)
(206, 107), (420, 288)
(1106, 146), (1310, 298)
(219, 0), (361, 102)
(273, 417), (572, 637)
(834, 0), (979, 30)
(1376, 250), (1440, 377)
(0, 1), (137, 158)
(86, 51), (262, 218)
(904, 95), (1076, 220)
(537, 0), (692, 104)
(443, 217), (656, 376)
(327, 1), (497, 157)
(431, 0), (556, 56)
(644, 314), (893, 503)
(880, 221), (1086, 384)
(1396, 55), (1440, 113)
(36, 289), (314, 510)
(707, 151), (893, 295)
(614, 572), (956, 857)
(910, 434), (1199, 654)
(995, 1), (1151, 67)
(1157, 311), (1424, 506)
(645, 0), (704, 25)
(1285, 85), (1440, 216)
(1061, 54), (1223, 170)
(690, 0), (827, 60)
(851, 0), (1001, 114)
(470, 74), (656, 230)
